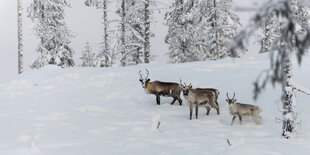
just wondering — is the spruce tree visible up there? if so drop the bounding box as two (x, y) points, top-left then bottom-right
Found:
(80, 41), (95, 67)
(28, 0), (75, 69)
(165, 0), (201, 63)
(204, 0), (241, 59)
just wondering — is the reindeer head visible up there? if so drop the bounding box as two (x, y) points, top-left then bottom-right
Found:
(226, 93), (237, 105)
(139, 69), (150, 89)
(181, 81), (192, 97)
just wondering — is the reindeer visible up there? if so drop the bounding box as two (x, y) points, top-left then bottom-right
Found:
(139, 69), (182, 105)
(196, 88), (220, 112)
(182, 83), (219, 120)
(226, 93), (262, 125)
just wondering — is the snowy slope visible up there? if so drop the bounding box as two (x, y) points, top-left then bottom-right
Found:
(0, 53), (310, 155)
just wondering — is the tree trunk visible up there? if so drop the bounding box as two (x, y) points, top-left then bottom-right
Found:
(103, 0), (110, 67)
(144, 0), (150, 64)
(121, 0), (126, 66)
(17, 0), (23, 74)
(214, 0), (219, 59)
(281, 52), (296, 138)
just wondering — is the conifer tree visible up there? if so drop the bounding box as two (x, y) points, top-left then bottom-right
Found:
(204, 0), (241, 59)
(165, 0), (201, 63)
(80, 41), (95, 67)
(28, 0), (75, 69)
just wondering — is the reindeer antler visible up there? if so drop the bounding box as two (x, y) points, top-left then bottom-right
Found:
(145, 69), (150, 79)
(226, 92), (236, 99)
(138, 70), (143, 79)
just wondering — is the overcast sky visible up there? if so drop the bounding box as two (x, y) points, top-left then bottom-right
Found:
(0, 0), (262, 79)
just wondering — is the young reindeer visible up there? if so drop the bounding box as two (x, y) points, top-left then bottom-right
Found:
(182, 83), (219, 120)
(226, 93), (262, 125)
(139, 69), (182, 105)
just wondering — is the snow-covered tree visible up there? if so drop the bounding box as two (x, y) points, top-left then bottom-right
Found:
(123, 0), (144, 65)
(120, 0), (126, 66)
(203, 0), (241, 59)
(80, 41), (95, 67)
(260, 12), (280, 53)
(165, 0), (241, 63)
(144, 0), (151, 63)
(28, 0), (75, 69)
(260, 0), (310, 53)
(229, 0), (310, 138)
(17, 0), (23, 74)
(85, 0), (111, 67)
(114, 0), (156, 65)
(165, 0), (202, 63)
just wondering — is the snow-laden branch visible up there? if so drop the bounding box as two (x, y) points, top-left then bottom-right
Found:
(291, 80), (310, 95)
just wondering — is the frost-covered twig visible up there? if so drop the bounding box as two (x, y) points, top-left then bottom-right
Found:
(291, 80), (310, 95)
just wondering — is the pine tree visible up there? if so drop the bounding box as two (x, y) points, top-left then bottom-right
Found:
(204, 0), (241, 59)
(229, 0), (310, 138)
(260, 0), (310, 54)
(123, 0), (144, 65)
(165, 0), (241, 63)
(28, 0), (75, 69)
(80, 41), (95, 67)
(165, 0), (201, 63)
(85, 0), (111, 67)
(17, 0), (23, 74)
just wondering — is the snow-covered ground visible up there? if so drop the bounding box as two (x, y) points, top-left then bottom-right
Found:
(0, 53), (310, 154)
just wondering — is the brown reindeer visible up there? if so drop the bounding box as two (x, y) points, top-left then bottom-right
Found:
(139, 69), (182, 105)
(226, 93), (262, 125)
(196, 88), (220, 113)
(182, 83), (219, 120)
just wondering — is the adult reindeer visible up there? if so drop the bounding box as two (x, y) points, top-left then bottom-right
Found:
(182, 82), (219, 120)
(226, 93), (262, 125)
(139, 69), (182, 105)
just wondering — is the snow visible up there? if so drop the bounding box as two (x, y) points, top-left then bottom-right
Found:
(0, 53), (310, 154)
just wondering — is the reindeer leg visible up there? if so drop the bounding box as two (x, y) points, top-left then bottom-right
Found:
(177, 96), (182, 106)
(195, 105), (199, 119)
(231, 115), (236, 126)
(156, 95), (160, 105)
(170, 97), (177, 105)
(206, 106), (211, 115)
(238, 114), (242, 125)
(254, 116), (262, 124)
(216, 105), (220, 115)
(189, 105), (193, 120)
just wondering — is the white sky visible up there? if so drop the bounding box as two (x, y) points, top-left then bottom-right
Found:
(0, 0), (262, 79)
